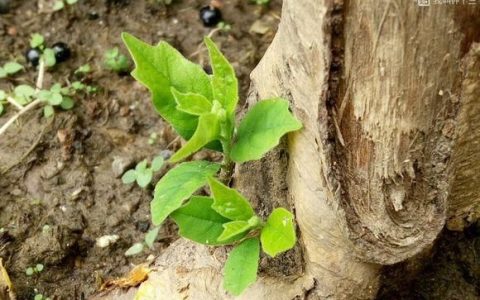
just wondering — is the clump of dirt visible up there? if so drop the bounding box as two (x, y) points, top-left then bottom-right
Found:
(0, 0), (280, 298)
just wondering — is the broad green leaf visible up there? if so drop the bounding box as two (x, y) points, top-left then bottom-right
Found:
(122, 33), (213, 140)
(136, 168), (153, 188)
(208, 177), (254, 221)
(125, 243), (144, 256)
(43, 48), (56, 67)
(43, 105), (54, 118)
(223, 238), (260, 296)
(169, 113), (220, 163)
(3, 62), (23, 74)
(151, 160), (220, 225)
(145, 227), (160, 249)
(60, 96), (74, 110)
(260, 208), (296, 257)
(171, 87), (212, 116)
(151, 156), (164, 172)
(171, 196), (244, 245)
(204, 37), (238, 113)
(218, 220), (251, 241)
(231, 98), (302, 163)
(122, 169), (137, 184)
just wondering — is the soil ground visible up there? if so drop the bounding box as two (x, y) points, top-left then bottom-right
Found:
(0, 0), (280, 298)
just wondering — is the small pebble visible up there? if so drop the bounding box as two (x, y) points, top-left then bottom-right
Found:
(112, 156), (135, 178)
(95, 234), (119, 248)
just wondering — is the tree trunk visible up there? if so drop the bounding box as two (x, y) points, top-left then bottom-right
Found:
(93, 1), (480, 299)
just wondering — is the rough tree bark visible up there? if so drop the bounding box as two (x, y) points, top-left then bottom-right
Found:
(94, 1), (480, 299)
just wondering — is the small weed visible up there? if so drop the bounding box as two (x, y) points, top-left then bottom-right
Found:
(121, 156), (164, 188)
(53, 0), (78, 11)
(25, 264), (44, 276)
(103, 47), (131, 74)
(125, 227), (160, 256)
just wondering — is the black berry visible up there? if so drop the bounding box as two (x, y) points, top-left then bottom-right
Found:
(25, 48), (41, 67)
(199, 6), (222, 27)
(52, 42), (71, 63)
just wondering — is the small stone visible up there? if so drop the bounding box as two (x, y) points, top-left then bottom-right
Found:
(95, 234), (119, 248)
(159, 150), (173, 160)
(112, 156), (135, 178)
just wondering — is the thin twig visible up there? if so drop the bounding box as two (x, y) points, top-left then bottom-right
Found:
(36, 59), (45, 91)
(6, 96), (24, 110)
(0, 99), (42, 136)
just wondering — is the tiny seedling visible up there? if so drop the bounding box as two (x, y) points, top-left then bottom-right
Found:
(250, 0), (270, 5)
(217, 21), (232, 33)
(33, 291), (51, 300)
(103, 47), (131, 74)
(148, 132), (158, 145)
(53, 0), (78, 11)
(122, 156), (164, 188)
(124, 226), (161, 256)
(0, 61), (23, 78)
(122, 33), (302, 295)
(74, 64), (91, 75)
(25, 264), (44, 276)
(26, 33), (56, 67)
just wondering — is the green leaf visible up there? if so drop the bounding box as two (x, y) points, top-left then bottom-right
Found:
(169, 112), (220, 163)
(26, 267), (34, 276)
(135, 159), (148, 172)
(171, 196), (243, 245)
(260, 208), (296, 257)
(122, 33), (213, 140)
(43, 48), (56, 67)
(3, 62), (23, 74)
(144, 227), (160, 249)
(136, 168), (153, 188)
(35, 264), (44, 272)
(53, 0), (64, 11)
(66, 0), (78, 4)
(208, 177), (254, 221)
(43, 105), (54, 118)
(171, 87), (212, 116)
(151, 160), (220, 225)
(223, 238), (260, 296)
(122, 169), (137, 184)
(151, 156), (164, 172)
(218, 220), (251, 241)
(231, 98), (302, 163)
(60, 96), (74, 110)
(30, 33), (44, 48)
(0, 67), (6, 78)
(74, 64), (91, 74)
(0, 90), (5, 101)
(125, 243), (144, 256)
(204, 37), (238, 114)
(15, 85), (35, 98)
(48, 92), (63, 106)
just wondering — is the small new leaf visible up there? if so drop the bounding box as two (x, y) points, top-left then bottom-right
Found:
(231, 98), (302, 163)
(122, 169), (137, 184)
(218, 220), (251, 241)
(151, 161), (220, 225)
(171, 87), (212, 116)
(151, 156), (164, 172)
(208, 177), (254, 221)
(125, 243), (144, 256)
(223, 238), (260, 296)
(204, 37), (238, 113)
(169, 113), (220, 163)
(260, 208), (296, 257)
(170, 196), (243, 245)
(144, 227), (160, 249)
(3, 62), (23, 74)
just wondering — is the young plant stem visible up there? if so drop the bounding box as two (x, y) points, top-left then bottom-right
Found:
(6, 96), (24, 110)
(219, 120), (235, 185)
(0, 60), (45, 137)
